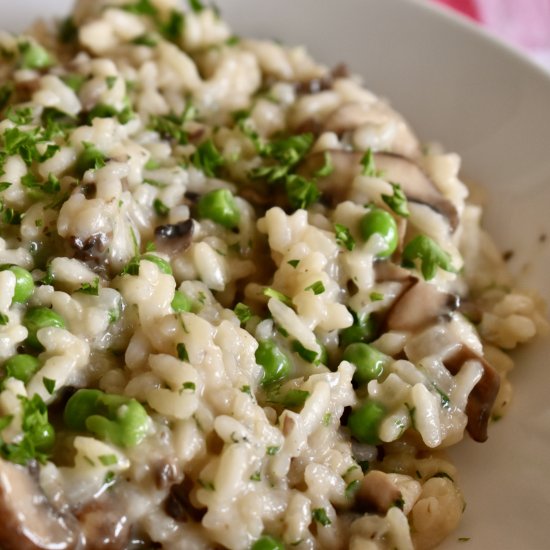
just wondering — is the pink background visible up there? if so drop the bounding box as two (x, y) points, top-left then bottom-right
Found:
(433, 0), (550, 69)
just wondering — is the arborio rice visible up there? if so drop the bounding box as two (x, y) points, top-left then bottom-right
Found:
(0, 1), (547, 549)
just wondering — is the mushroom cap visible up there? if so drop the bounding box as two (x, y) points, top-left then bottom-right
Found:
(0, 459), (81, 550)
(299, 150), (459, 230)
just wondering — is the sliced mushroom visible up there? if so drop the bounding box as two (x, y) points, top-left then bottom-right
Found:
(444, 346), (500, 443)
(164, 476), (206, 523)
(154, 219), (195, 254)
(69, 232), (109, 275)
(76, 496), (130, 550)
(355, 470), (403, 514)
(323, 101), (420, 159)
(299, 151), (458, 230)
(295, 63), (350, 95)
(384, 278), (459, 332)
(375, 153), (459, 230)
(0, 458), (80, 550)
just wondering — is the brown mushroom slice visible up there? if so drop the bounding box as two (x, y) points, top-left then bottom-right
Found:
(355, 470), (403, 514)
(324, 101), (420, 158)
(374, 153), (459, 231)
(384, 278), (459, 333)
(154, 219), (195, 254)
(0, 459), (80, 550)
(76, 496), (130, 550)
(444, 346), (500, 443)
(299, 151), (458, 230)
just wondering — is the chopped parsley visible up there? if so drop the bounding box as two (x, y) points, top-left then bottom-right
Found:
(287, 259), (300, 268)
(305, 280), (325, 295)
(360, 148), (382, 177)
(75, 142), (106, 177)
(43, 377), (56, 395)
(401, 235), (457, 281)
(382, 182), (409, 217)
(181, 381), (196, 392)
(369, 292), (384, 301)
(122, 0), (158, 16)
(345, 479), (360, 499)
(0, 313), (8, 325)
(234, 302), (252, 324)
(159, 10), (184, 42)
(177, 342), (189, 361)
(250, 470), (261, 481)
(149, 111), (193, 145)
(285, 174), (320, 210)
(263, 287), (292, 307)
(312, 508), (331, 527)
(266, 445), (280, 456)
(334, 223), (355, 251)
(313, 151), (334, 178)
(240, 385), (252, 396)
(291, 340), (319, 364)
(153, 198), (169, 217)
(190, 138), (225, 178)
(189, 0), (205, 12)
(0, 394), (54, 465)
(77, 277), (100, 296)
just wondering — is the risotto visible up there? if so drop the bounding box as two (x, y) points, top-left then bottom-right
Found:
(0, 1), (546, 549)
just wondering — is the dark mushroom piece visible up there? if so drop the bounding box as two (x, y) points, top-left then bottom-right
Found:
(154, 219), (194, 254)
(299, 150), (459, 231)
(295, 63), (350, 95)
(164, 476), (206, 523)
(384, 278), (459, 333)
(322, 102), (421, 159)
(75, 496), (130, 550)
(69, 232), (109, 275)
(0, 458), (81, 550)
(444, 346), (500, 443)
(355, 470), (403, 514)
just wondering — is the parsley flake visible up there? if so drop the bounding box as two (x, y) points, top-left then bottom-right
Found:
(312, 508), (331, 527)
(77, 277), (100, 296)
(382, 182), (409, 217)
(401, 235), (457, 281)
(43, 377), (56, 395)
(334, 223), (355, 251)
(305, 280), (325, 295)
(191, 138), (225, 178)
(263, 287), (292, 307)
(177, 343), (189, 361)
(234, 302), (252, 324)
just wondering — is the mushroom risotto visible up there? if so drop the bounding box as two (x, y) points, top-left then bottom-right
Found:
(0, 1), (547, 549)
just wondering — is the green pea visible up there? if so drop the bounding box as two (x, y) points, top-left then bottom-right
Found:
(255, 340), (291, 386)
(359, 208), (398, 258)
(347, 400), (386, 445)
(23, 307), (66, 349)
(197, 188), (240, 229)
(251, 535), (285, 550)
(343, 343), (389, 384)
(171, 289), (192, 313)
(339, 312), (377, 348)
(3, 354), (41, 384)
(7, 266), (34, 303)
(19, 41), (53, 70)
(64, 389), (150, 448)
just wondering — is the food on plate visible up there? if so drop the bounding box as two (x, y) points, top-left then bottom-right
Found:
(0, 1), (547, 548)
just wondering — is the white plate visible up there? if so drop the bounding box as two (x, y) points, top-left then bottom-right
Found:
(5, 1), (550, 548)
